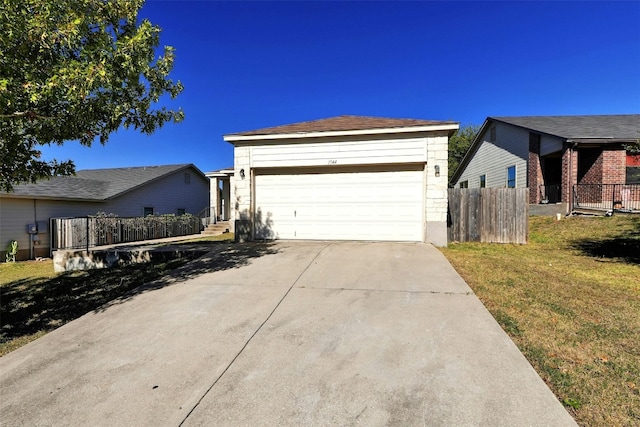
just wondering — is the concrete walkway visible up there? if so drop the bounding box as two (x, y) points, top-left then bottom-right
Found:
(0, 242), (576, 426)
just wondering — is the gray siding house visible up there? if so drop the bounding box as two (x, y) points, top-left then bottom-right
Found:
(0, 164), (209, 260)
(451, 115), (640, 212)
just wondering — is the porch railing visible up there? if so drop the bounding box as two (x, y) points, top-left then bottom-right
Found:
(572, 184), (640, 213)
(198, 206), (217, 227)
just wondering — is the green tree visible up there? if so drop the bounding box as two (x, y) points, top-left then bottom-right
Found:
(0, 0), (184, 192)
(448, 124), (479, 181)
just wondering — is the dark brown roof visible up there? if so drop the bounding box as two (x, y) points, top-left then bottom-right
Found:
(228, 115), (457, 136)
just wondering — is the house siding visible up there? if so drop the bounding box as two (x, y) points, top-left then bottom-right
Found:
(250, 136), (428, 168)
(1, 198), (106, 260)
(454, 123), (528, 188)
(101, 167), (208, 216)
(231, 131), (451, 246)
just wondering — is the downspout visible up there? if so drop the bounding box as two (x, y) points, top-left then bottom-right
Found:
(31, 199), (36, 259)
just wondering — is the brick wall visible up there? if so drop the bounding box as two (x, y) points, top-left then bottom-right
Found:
(602, 149), (626, 184)
(578, 149), (603, 184)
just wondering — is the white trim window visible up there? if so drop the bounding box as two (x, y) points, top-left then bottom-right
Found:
(507, 166), (516, 188)
(479, 174), (486, 188)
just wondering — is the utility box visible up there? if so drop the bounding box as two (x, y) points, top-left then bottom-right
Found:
(27, 224), (37, 234)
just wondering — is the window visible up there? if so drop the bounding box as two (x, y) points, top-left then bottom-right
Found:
(507, 166), (516, 188)
(627, 167), (640, 184)
(143, 207), (154, 216)
(490, 127), (496, 142)
(184, 173), (191, 184)
(479, 174), (486, 188)
(459, 180), (469, 188)
(627, 152), (640, 184)
(177, 208), (186, 215)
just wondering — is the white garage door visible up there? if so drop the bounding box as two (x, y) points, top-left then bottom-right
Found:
(254, 166), (424, 241)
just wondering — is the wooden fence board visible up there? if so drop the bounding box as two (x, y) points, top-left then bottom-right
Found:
(51, 215), (202, 251)
(448, 188), (528, 244)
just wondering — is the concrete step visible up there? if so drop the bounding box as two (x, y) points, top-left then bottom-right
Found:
(201, 221), (230, 235)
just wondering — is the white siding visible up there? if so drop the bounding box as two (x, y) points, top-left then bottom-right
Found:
(250, 137), (428, 168)
(455, 123), (528, 189)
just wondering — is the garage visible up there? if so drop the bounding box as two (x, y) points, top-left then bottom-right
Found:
(224, 115), (458, 246)
(254, 165), (424, 241)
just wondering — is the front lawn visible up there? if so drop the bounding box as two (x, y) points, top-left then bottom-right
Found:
(441, 215), (640, 426)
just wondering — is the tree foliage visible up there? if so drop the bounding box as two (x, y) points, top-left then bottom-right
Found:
(0, 0), (184, 192)
(448, 124), (479, 181)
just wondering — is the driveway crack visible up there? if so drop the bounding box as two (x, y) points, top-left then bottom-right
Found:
(298, 286), (473, 295)
(178, 243), (332, 426)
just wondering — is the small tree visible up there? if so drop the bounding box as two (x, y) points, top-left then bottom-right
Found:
(5, 240), (18, 262)
(448, 124), (479, 181)
(0, 0), (184, 192)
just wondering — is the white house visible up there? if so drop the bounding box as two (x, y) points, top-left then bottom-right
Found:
(0, 164), (209, 260)
(224, 115), (458, 246)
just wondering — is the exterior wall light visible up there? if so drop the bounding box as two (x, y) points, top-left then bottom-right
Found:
(240, 168), (245, 179)
(434, 165), (440, 177)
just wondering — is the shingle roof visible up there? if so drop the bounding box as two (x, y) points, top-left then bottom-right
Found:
(4, 164), (198, 200)
(228, 115), (457, 136)
(491, 114), (640, 140)
(449, 114), (640, 185)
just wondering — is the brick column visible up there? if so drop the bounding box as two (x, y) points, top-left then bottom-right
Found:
(528, 134), (542, 203)
(561, 144), (577, 204)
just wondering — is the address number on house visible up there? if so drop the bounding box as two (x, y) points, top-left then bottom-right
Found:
(328, 159), (338, 165)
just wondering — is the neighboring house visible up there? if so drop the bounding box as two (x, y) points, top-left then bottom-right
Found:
(0, 164), (209, 260)
(224, 115), (459, 246)
(450, 115), (640, 212)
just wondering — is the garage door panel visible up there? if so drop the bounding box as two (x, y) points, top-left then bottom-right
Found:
(254, 168), (424, 241)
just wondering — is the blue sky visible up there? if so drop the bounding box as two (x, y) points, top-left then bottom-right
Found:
(40, 0), (640, 174)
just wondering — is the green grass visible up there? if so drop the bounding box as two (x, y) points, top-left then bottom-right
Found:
(441, 215), (640, 426)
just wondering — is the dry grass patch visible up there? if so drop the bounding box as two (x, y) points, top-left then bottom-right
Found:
(441, 215), (640, 426)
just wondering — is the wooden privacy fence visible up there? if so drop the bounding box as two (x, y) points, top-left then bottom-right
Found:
(51, 214), (202, 251)
(448, 188), (529, 244)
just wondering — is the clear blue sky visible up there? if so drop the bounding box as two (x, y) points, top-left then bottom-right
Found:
(41, 0), (640, 174)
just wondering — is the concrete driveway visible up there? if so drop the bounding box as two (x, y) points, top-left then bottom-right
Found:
(0, 241), (576, 426)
